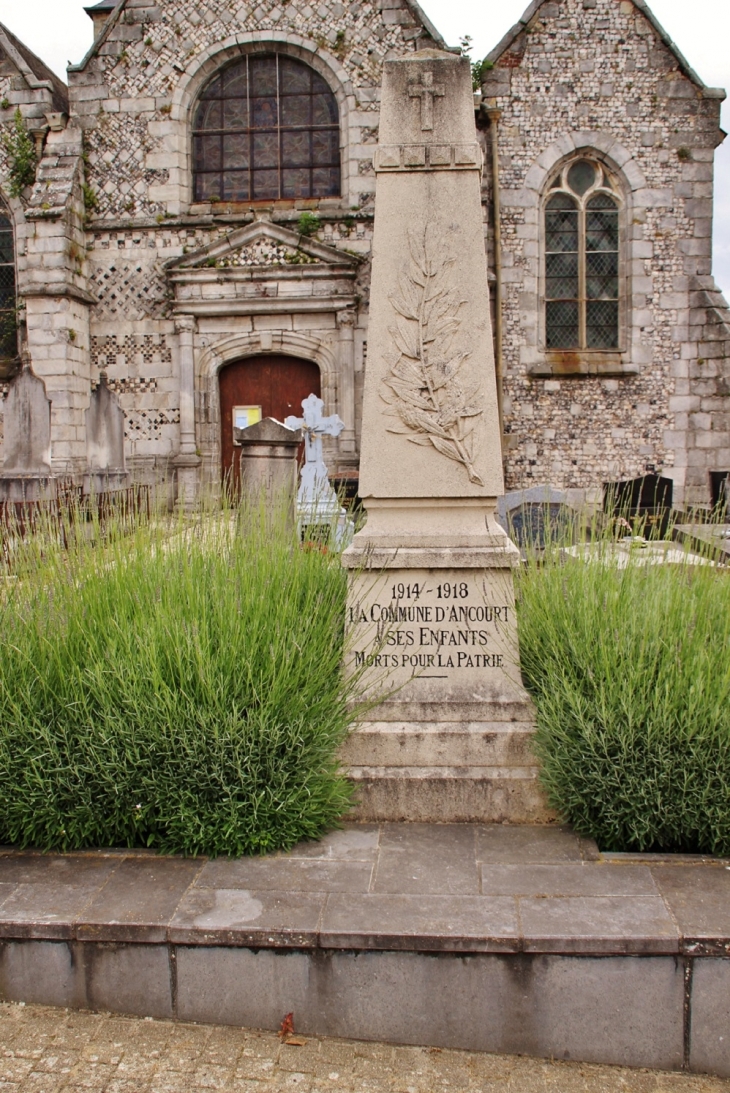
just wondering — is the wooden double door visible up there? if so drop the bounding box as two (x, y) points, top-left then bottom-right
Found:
(219, 354), (321, 488)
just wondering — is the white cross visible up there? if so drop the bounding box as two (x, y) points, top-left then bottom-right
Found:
(284, 394), (344, 510)
(408, 71), (445, 131)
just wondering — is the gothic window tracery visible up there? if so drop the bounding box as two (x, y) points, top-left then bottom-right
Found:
(544, 158), (621, 351)
(0, 210), (17, 365)
(192, 54), (341, 203)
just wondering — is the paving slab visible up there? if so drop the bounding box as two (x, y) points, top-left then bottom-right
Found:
(372, 822), (479, 894)
(475, 823), (596, 862)
(650, 864), (730, 953)
(319, 892), (519, 951)
(195, 857), (373, 893)
(169, 887), (325, 947)
(518, 894), (680, 954)
(480, 862), (658, 896)
(78, 856), (203, 943)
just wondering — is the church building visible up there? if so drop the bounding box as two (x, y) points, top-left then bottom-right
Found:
(0, 0), (728, 509)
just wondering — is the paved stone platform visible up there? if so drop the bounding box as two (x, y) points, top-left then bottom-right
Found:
(1, 1002), (730, 1093)
(0, 825), (728, 1078)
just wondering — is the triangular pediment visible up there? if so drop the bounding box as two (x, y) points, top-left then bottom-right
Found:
(165, 221), (360, 276)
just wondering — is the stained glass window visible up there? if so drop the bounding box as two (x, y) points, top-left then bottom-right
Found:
(545, 159), (620, 351)
(193, 54), (341, 203)
(0, 213), (17, 365)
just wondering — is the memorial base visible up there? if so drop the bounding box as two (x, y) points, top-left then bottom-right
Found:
(341, 501), (552, 823)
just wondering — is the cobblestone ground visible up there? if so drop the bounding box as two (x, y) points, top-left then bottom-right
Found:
(0, 1004), (728, 1093)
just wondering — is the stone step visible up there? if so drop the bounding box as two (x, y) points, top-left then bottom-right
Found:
(341, 721), (539, 768)
(346, 764), (554, 823)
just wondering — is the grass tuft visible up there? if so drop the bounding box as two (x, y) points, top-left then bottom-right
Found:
(0, 497), (354, 856)
(516, 523), (730, 854)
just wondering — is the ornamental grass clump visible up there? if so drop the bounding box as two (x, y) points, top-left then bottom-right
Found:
(0, 497), (354, 855)
(516, 531), (730, 854)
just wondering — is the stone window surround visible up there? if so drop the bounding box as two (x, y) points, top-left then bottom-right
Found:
(514, 131), (655, 379)
(0, 199), (19, 364)
(0, 192), (28, 316)
(542, 156), (624, 360)
(169, 33), (359, 217)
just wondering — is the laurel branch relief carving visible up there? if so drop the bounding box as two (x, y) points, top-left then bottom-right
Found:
(381, 230), (484, 485)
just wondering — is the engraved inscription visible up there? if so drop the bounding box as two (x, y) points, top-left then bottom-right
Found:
(347, 570), (516, 687)
(381, 230), (484, 485)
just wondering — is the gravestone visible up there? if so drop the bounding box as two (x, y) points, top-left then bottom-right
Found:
(498, 486), (574, 551)
(604, 474), (673, 538)
(340, 50), (549, 823)
(85, 372), (129, 495)
(0, 350), (55, 502)
(285, 394), (353, 548)
(235, 417), (302, 520)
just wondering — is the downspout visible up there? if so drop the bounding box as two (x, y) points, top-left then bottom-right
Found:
(485, 107), (504, 450)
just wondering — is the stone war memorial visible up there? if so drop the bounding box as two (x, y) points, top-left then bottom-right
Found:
(0, 0), (730, 1083)
(341, 48), (547, 824)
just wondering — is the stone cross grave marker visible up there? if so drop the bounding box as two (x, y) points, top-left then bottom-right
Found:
(285, 393), (353, 546)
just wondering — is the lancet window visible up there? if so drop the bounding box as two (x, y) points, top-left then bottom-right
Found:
(193, 54), (341, 203)
(544, 158), (621, 351)
(0, 210), (17, 365)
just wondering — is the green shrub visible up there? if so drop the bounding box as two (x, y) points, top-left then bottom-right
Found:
(516, 537), (730, 854)
(2, 109), (37, 197)
(297, 211), (321, 237)
(0, 500), (355, 855)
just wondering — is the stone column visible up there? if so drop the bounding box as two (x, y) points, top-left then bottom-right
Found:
(173, 315), (201, 509)
(336, 308), (357, 457)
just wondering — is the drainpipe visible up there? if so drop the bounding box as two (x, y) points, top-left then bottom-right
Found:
(484, 107), (505, 449)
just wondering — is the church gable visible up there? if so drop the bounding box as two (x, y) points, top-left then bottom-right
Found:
(0, 23), (68, 116)
(70, 0), (450, 222)
(487, 0), (711, 91)
(480, 0), (725, 181)
(0, 22), (69, 193)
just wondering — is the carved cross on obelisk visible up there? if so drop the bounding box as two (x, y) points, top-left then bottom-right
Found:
(408, 70), (445, 131)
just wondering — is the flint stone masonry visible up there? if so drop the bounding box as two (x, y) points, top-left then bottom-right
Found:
(0, 0), (728, 506)
(479, 0), (730, 506)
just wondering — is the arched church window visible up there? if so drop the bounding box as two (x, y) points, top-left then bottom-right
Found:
(544, 158), (621, 351)
(193, 54), (341, 203)
(0, 210), (17, 365)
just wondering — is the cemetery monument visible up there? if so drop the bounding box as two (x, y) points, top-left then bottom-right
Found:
(341, 48), (549, 823)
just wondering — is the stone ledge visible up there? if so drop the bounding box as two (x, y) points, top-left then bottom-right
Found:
(0, 826), (729, 1072)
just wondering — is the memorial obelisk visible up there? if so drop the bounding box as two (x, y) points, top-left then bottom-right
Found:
(341, 49), (550, 823)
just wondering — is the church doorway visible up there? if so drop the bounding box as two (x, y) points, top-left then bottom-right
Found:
(218, 354), (321, 488)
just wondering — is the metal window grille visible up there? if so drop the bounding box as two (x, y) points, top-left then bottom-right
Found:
(545, 159), (620, 351)
(192, 54), (341, 203)
(0, 213), (17, 363)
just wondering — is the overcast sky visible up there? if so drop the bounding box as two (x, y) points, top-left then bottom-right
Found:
(1, 0), (728, 291)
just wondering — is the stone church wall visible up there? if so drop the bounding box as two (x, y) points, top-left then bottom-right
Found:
(0, 0), (728, 505)
(63, 0), (433, 487)
(480, 0), (727, 506)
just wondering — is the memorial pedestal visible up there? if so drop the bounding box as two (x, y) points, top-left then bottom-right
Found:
(342, 502), (550, 822)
